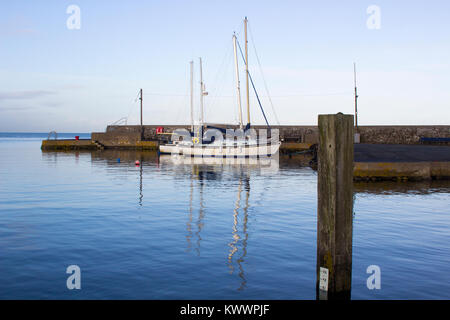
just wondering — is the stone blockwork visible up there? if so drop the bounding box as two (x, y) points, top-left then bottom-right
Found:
(104, 124), (450, 145)
(354, 162), (450, 181)
(41, 139), (97, 151)
(104, 124), (320, 143)
(91, 131), (142, 148)
(357, 126), (450, 144)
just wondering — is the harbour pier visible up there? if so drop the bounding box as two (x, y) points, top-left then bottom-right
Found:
(41, 124), (450, 180)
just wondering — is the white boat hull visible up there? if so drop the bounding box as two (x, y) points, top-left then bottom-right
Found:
(159, 142), (280, 157)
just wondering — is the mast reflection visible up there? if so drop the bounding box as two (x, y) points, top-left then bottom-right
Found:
(228, 173), (250, 290)
(158, 155), (268, 291)
(184, 164), (209, 256)
(186, 179), (194, 252)
(228, 178), (242, 274)
(138, 157), (143, 206)
(195, 169), (205, 256)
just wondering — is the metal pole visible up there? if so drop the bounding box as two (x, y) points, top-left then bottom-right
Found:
(233, 34), (244, 130)
(140, 88), (143, 140)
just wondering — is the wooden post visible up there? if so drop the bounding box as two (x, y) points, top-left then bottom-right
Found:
(317, 113), (354, 300)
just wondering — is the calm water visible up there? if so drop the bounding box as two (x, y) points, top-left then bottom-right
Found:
(0, 133), (449, 299)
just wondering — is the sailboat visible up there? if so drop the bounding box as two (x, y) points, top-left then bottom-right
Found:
(159, 18), (280, 158)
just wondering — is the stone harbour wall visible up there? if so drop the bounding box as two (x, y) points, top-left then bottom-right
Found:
(103, 124), (450, 145)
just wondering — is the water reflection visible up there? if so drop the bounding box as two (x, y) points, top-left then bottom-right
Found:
(195, 171), (205, 256)
(182, 164), (209, 256)
(160, 155), (263, 290)
(228, 173), (250, 291)
(186, 179), (194, 252)
(139, 160), (143, 206)
(159, 154), (280, 174)
(40, 149), (450, 295)
(41, 150), (91, 166)
(41, 149), (450, 210)
(89, 149), (159, 166)
(229, 178), (242, 273)
(354, 180), (450, 195)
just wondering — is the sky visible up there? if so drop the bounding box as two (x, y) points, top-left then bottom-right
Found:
(0, 0), (449, 132)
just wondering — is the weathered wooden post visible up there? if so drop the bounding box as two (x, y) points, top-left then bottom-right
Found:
(317, 113), (354, 300)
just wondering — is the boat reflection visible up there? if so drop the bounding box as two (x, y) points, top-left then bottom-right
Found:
(158, 154), (279, 175)
(181, 161), (209, 256)
(159, 154), (263, 290)
(193, 169), (205, 257)
(228, 173), (250, 291)
(186, 179), (194, 252)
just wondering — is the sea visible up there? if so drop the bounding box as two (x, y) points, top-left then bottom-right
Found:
(0, 132), (449, 299)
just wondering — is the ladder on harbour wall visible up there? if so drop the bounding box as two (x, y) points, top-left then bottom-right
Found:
(93, 140), (105, 150)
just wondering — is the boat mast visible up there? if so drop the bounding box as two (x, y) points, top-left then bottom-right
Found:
(190, 60), (194, 131)
(354, 62), (358, 131)
(233, 33), (244, 130)
(199, 57), (204, 125)
(244, 17), (250, 127)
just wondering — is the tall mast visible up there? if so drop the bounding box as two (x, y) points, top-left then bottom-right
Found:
(354, 62), (358, 130)
(190, 61), (194, 131)
(233, 33), (244, 129)
(199, 57), (204, 125)
(139, 88), (143, 139)
(244, 17), (250, 127)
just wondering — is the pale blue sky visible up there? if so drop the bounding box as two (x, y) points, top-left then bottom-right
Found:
(0, 0), (449, 132)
